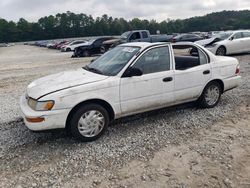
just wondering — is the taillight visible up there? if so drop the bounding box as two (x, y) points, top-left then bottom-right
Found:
(235, 64), (240, 75)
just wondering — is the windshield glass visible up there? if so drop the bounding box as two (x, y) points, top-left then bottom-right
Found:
(86, 39), (96, 44)
(85, 46), (140, 76)
(215, 32), (233, 40)
(121, 31), (131, 39)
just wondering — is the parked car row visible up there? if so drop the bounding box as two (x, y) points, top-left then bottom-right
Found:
(25, 29), (250, 58)
(0, 43), (15, 47)
(26, 37), (118, 57)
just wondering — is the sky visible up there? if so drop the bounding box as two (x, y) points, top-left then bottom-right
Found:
(0, 0), (250, 22)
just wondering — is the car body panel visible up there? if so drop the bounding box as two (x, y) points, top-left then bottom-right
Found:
(20, 42), (241, 131)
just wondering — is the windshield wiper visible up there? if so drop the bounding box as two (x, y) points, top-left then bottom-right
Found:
(83, 66), (104, 75)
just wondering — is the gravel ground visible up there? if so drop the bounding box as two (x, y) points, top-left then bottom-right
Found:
(0, 45), (249, 188)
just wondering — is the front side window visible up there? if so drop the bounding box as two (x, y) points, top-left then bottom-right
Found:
(173, 45), (208, 70)
(233, 32), (243, 40)
(132, 46), (170, 75)
(85, 46), (140, 76)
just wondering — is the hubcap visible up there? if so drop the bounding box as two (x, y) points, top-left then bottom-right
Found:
(78, 110), (105, 138)
(204, 85), (220, 106)
(217, 48), (225, 56)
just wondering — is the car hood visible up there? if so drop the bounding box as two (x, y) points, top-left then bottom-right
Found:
(27, 69), (108, 99)
(195, 37), (222, 46)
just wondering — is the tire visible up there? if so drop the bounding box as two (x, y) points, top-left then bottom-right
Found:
(83, 50), (90, 57)
(66, 48), (71, 52)
(69, 103), (110, 142)
(216, 46), (226, 56)
(198, 81), (222, 108)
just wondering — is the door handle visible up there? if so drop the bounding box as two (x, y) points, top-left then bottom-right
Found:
(163, 77), (173, 82)
(203, 70), (210, 75)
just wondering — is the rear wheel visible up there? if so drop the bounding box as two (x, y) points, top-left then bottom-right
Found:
(66, 48), (71, 52)
(198, 81), (222, 108)
(69, 104), (109, 142)
(216, 46), (226, 56)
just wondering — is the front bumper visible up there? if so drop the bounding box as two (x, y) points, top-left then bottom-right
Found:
(20, 95), (71, 131)
(206, 46), (217, 54)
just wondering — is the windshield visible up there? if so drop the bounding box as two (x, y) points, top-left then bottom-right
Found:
(85, 46), (140, 76)
(121, 31), (131, 39)
(215, 32), (233, 40)
(86, 39), (96, 44)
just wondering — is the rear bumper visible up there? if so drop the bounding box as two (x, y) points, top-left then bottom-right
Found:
(223, 75), (241, 92)
(20, 94), (70, 131)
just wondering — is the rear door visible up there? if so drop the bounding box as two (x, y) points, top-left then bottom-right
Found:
(172, 44), (212, 102)
(242, 31), (250, 52)
(120, 45), (174, 115)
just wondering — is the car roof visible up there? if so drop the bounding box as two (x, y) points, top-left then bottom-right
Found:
(119, 42), (170, 49)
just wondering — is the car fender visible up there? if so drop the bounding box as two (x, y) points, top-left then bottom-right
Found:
(39, 77), (122, 119)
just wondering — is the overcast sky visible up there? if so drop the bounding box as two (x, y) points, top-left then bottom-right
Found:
(0, 0), (250, 22)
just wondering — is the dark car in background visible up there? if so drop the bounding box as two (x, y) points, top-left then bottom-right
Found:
(72, 37), (116, 57)
(172, 34), (203, 43)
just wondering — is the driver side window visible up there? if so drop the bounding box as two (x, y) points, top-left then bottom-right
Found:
(132, 46), (170, 75)
(233, 32), (243, 40)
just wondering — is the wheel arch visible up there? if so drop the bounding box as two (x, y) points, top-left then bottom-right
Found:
(66, 99), (115, 129)
(200, 79), (225, 97)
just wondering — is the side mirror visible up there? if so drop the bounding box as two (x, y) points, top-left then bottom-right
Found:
(123, 67), (143, 77)
(229, 36), (234, 41)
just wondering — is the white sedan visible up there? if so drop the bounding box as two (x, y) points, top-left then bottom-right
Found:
(196, 30), (250, 56)
(20, 42), (241, 141)
(61, 40), (87, 52)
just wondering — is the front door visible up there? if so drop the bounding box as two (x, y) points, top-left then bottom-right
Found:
(227, 32), (245, 54)
(120, 46), (175, 115)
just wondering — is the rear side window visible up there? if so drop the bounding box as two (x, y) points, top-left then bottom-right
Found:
(142, 31), (149, 38)
(173, 45), (208, 70)
(132, 46), (170, 74)
(243, 32), (250, 38)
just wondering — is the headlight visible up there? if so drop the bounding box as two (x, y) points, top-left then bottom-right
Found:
(28, 98), (54, 111)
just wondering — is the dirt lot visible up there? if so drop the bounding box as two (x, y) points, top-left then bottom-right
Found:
(0, 45), (250, 188)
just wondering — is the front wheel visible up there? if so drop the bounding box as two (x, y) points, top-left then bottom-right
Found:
(69, 104), (109, 142)
(198, 82), (222, 108)
(216, 46), (226, 56)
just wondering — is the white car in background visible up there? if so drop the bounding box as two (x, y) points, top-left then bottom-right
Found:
(20, 42), (241, 142)
(61, 40), (87, 52)
(196, 30), (250, 56)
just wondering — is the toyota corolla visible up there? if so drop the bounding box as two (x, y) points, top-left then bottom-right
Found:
(20, 42), (241, 141)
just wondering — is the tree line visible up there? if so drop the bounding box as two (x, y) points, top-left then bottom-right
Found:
(0, 10), (250, 43)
